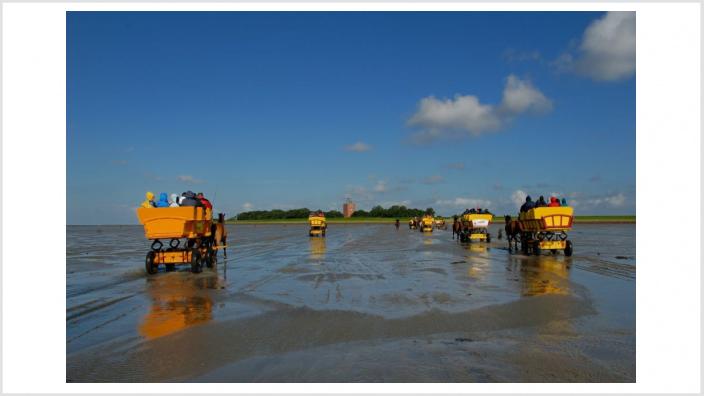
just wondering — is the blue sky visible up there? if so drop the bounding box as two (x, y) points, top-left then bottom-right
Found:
(67, 11), (635, 224)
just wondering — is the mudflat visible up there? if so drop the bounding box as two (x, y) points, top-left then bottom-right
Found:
(67, 223), (635, 382)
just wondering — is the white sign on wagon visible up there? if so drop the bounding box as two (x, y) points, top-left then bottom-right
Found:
(471, 219), (489, 228)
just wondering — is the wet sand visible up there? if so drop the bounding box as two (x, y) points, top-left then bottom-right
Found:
(66, 224), (635, 382)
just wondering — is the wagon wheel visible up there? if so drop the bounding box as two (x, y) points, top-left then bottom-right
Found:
(205, 245), (215, 269)
(191, 248), (202, 273)
(522, 234), (531, 255)
(145, 251), (158, 275)
(533, 241), (541, 256)
(486, 233), (491, 243)
(165, 264), (175, 271)
(564, 240), (573, 257)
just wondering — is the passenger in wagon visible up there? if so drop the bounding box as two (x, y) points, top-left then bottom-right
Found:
(196, 192), (213, 209)
(180, 191), (203, 207)
(169, 193), (180, 207)
(548, 197), (561, 207)
(141, 191), (157, 208)
(561, 198), (568, 206)
(155, 193), (170, 208)
(520, 196), (535, 212)
(535, 196), (547, 208)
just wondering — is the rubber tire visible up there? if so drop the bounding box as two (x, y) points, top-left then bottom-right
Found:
(564, 240), (573, 257)
(205, 247), (215, 268)
(486, 233), (491, 243)
(551, 249), (558, 254)
(145, 251), (158, 275)
(165, 264), (175, 272)
(533, 241), (541, 256)
(191, 249), (202, 273)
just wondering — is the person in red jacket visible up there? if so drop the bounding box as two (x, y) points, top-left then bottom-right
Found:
(548, 196), (561, 207)
(196, 192), (213, 209)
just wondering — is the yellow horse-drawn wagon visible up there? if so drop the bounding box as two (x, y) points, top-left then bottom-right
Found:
(136, 206), (222, 274)
(420, 215), (434, 232)
(309, 214), (327, 237)
(458, 213), (492, 243)
(434, 217), (447, 230)
(518, 206), (574, 256)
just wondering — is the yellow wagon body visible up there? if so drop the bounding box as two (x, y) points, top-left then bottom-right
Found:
(420, 216), (434, 232)
(136, 207), (213, 240)
(461, 213), (493, 227)
(519, 207), (574, 232)
(309, 215), (327, 236)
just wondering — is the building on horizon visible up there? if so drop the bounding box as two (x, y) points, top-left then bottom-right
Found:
(342, 198), (356, 218)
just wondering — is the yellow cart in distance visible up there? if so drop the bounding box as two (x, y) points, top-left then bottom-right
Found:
(136, 206), (216, 274)
(309, 214), (327, 237)
(420, 215), (434, 232)
(459, 213), (493, 243)
(518, 206), (574, 256)
(435, 217), (447, 230)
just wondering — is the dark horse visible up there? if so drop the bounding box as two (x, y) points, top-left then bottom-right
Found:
(452, 215), (461, 240)
(504, 215), (521, 252)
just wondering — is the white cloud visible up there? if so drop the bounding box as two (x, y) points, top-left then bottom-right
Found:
(242, 202), (254, 211)
(435, 197), (492, 209)
(421, 175), (445, 184)
(408, 95), (501, 139)
(589, 193), (626, 207)
(380, 200), (412, 207)
(408, 75), (552, 143)
(177, 175), (204, 184)
(344, 142), (372, 152)
(372, 180), (387, 193)
(511, 189), (528, 208)
(558, 12), (635, 81)
(498, 75), (553, 115)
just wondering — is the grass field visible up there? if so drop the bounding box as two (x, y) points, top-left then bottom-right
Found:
(228, 215), (635, 224)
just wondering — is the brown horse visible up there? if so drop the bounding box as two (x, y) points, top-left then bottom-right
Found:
(211, 213), (228, 259)
(452, 216), (462, 240)
(504, 215), (521, 252)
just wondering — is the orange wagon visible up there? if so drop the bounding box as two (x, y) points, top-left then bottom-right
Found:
(136, 206), (217, 274)
(518, 207), (574, 256)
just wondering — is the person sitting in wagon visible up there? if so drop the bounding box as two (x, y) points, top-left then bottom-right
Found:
(180, 191), (203, 207)
(169, 193), (180, 207)
(535, 196), (548, 208)
(196, 192), (212, 209)
(155, 192), (170, 208)
(548, 196), (561, 207)
(141, 191), (157, 208)
(520, 196), (535, 212)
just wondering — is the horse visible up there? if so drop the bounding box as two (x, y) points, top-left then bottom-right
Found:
(504, 215), (521, 252)
(211, 213), (228, 259)
(452, 216), (462, 240)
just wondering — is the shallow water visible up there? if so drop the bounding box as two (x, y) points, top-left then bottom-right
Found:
(66, 223), (635, 382)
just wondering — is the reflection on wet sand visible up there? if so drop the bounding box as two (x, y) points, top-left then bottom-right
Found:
(463, 243), (490, 279)
(309, 237), (326, 260)
(511, 255), (571, 297)
(139, 272), (218, 340)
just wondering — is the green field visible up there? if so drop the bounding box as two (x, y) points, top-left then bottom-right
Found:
(228, 215), (635, 224)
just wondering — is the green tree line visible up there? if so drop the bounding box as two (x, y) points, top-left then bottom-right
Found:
(232, 205), (435, 221)
(233, 208), (344, 221)
(352, 205), (434, 218)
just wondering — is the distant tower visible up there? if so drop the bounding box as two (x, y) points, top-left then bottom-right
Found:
(342, 198), (356, 218)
